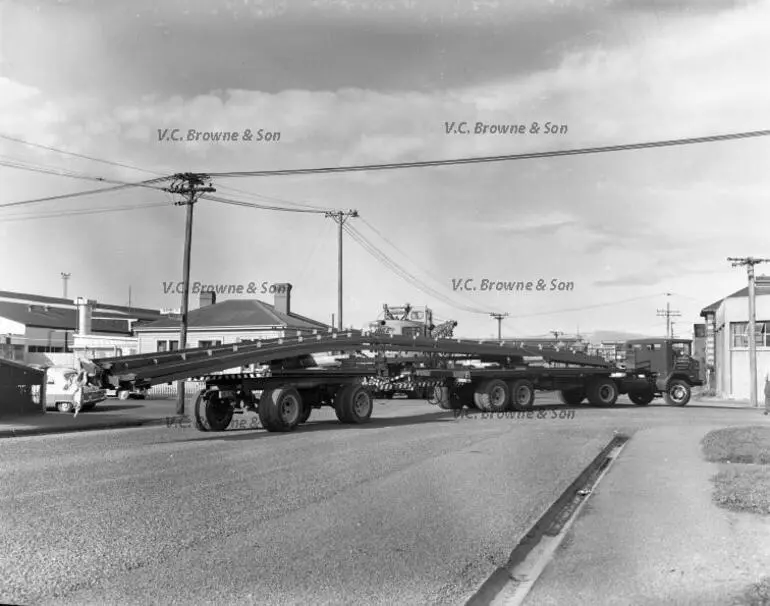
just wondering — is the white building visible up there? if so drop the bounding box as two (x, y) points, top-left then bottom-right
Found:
(701, 282), (770, 400)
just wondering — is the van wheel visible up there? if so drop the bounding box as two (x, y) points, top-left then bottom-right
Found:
(57, 401), (74, 413)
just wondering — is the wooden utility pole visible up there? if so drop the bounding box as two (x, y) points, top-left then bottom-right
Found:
(657, 293), (681, 338)
(729, 257), (770, 408)
(166, 173), (216, 415)
(61, 272), (71, 353)
(324, 210), (358, 330)
(490, 312), (508, 340)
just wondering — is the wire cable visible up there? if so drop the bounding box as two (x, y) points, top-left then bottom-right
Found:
(201, 193), (335, 214)
(206, 130), (770, 178)
(0, 177), (171, 210)
(0, 202), (173, 222)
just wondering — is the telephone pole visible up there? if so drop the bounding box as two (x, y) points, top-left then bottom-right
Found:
(490, 312), (508, 340)
(324, 210), (358, 330)
(729, 257), (770, 408)
(166, 173), (216, 415)
(61, 273), (71, 353)
(657, 293), (681, 338)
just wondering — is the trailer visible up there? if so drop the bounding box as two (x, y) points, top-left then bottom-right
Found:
(86, 330), (702, 433)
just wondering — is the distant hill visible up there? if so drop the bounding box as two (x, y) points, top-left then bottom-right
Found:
(583, 330), (658, 343)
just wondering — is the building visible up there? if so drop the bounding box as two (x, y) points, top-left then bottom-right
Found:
(700, 281), (770, 400)
(133, 284), (329, 356)
(0, 291), (165, 366)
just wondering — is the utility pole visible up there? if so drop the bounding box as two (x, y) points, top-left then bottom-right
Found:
(166, 173), (216, 415)
(729, 257), (770, 408)
(657, 293), (681, 338)
(324, 210), (358, 330)
(61, 273), (71, 353)
(490, 312), (508, 340)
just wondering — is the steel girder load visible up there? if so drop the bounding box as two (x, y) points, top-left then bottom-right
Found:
(90, 329), (611, 389)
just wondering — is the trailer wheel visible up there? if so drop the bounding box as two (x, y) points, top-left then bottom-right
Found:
(334, 385), (373, 424)
(629, 390), (655, 406)
(434, 385), (464, 410)
(559, 389), (585, 406)
(193, 391), (235, 432)
(258, 387), (303, 432)
(297, 389), (320, 424)
(509, 379), (536, 410)
(473, 379), (510, 412)
(586, 378), (619, 407)
(664, 379), (691, 406)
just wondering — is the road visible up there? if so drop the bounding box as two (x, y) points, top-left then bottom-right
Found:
(0, 396), (755, 605)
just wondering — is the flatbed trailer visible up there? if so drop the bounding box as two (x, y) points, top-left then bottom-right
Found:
(87, 330), (701, 433)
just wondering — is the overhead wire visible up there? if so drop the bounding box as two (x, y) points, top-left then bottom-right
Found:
(205, 130), (770, 178)
(0, 202), (173, 222)
(201, 193), (335, 214)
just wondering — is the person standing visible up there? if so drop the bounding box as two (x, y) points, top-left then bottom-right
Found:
(764, 371), (770, 415)
(71, 368), (87, 418)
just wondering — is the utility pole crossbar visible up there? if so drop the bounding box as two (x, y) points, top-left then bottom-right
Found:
(490, 312), (509, 340)
(656, 293), (681, 339)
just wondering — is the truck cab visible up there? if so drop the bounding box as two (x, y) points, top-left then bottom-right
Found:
(623, 338), (703, 405)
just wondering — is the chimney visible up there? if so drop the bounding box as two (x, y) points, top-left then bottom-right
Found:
(200, 290), (216, 308)
(274, 283), (292, 315)
(75, 297), (95, 336)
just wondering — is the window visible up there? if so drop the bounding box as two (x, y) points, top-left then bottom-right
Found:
(199, 340), (222, 348)
(730, 322), (770, 348)
(157, 340), (180, 352)
(672, 342), (691, 356)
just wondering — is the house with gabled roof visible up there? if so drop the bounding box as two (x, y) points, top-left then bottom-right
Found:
(132, 283), (329, 355)
(700, 279), (770, 399)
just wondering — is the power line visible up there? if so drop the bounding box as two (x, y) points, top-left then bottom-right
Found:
(0, 132), (168, 177)
(201, 193), (332, 214)
(656, 293), (681, 339)
(0, 202), (172, 222)
(512, 294), (661, 319)
(0, 177), (171, 210)
(205, 130), (770, 178)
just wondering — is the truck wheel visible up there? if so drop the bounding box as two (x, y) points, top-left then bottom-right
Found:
(299, 404), (312, 424)
(194, 391), (235, 432)
(297, 389), (319, 424)
(629, 390), (655, 406)
(559, 389), (585, 406)
(334, 385), (373, 424)
(474, 379), (510, 412)
(664, 379), (691, 406)
(509, 379), (536, 410)
(258, 387), (303, 432)
(586, 377), (619, 407)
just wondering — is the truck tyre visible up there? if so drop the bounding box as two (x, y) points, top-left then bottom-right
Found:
(664, 379), (691, 406)
(258, 387), (303, 432)
(586, 377), (619, 407)
(297, 389), (319, 424)
(509, 379), (536, 410)
(193, 391), (235, 432)
(629, 390), (655, 406)
(473, 379), (510, 412)
(559, 388), (585, 406)
(434, 385), (464, 410)
(334, 385), (373, 424)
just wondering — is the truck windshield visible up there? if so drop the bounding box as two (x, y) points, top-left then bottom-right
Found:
(672, 343), (691, 356)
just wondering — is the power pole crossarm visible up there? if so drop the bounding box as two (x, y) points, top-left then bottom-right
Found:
(656, 293), (680, 339)
(728, 257), (770, 409)
(490, 312), (509, 340)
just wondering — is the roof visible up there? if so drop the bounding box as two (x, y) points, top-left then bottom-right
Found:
(133, 299), (329, 331)
(0, 291), (162, 321)
(625, 338), (691, 344)
(0, 301), (132, 333)
(0, 357), (45, 376)
(700, 283), (770, 317)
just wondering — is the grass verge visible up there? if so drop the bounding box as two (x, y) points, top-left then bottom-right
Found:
(701, 426), (770, 516)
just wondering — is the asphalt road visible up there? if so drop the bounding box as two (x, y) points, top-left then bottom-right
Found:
(0, 397), (755, 605)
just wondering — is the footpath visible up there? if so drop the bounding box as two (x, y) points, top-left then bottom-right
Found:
(0, 399), (184, 438)
(520, 419), (770, 606)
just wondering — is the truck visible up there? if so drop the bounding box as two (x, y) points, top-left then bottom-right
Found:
(85, 329), (702, 433)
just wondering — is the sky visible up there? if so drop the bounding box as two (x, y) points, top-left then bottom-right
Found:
(0, 0), (769, 339)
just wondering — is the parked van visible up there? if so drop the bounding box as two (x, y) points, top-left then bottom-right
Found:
(44, 366), (107, 412)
